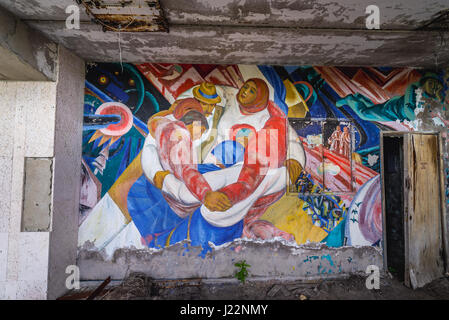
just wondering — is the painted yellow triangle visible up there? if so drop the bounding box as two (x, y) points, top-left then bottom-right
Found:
(284, 79), (309, 118)
(109, 136), (120, 146)
(98, 135), (111, 147)
(88, 130), (103, 144)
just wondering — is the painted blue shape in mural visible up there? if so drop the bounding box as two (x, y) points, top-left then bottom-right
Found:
(211, 140), (245, 168)
(128, 175), (184, 236)
(258, 65), (289, 115)
(322, 216), (346, 247)
(106, 81), (130, 103)
(127, 166), (244, 258)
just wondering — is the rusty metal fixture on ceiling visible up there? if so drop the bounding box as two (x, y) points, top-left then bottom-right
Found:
(75, 0), (168, 32)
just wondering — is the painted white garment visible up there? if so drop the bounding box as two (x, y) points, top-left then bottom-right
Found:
(78, 193), (145, 256)
(160, 164), (241, 205)
(213, 87), (270, 144)
(202, 86), (305, 168)
(288, 124), (306, 168)
(141, 85), (306, 208)
(141, 135), (163, 184)
(160, 163), (286, 227)
(201, 166), (286, 227)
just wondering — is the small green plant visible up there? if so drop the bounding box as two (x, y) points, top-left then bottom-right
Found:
(234, 260), (251, 284)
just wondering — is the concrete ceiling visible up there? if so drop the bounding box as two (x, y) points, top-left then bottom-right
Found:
(1, 0), (449, 67)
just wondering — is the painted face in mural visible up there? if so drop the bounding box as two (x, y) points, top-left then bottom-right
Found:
(200, 101), (216, 117)
(179, 110), (209, 140)
(423, 78), (443, 101)
(186, 122), (206, 140)
(237, 78), (269, 114)
(193, 82), (221, 116)
(239, 81), (257, 104)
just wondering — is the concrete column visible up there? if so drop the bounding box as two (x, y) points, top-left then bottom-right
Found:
(47, 46), (84, 300)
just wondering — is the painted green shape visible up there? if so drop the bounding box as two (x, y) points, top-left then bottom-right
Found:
(83, 125), (144, 196)
(322, 216), (346, 247)
(336, 83), (420, 122)
(303, 255), (319, 263)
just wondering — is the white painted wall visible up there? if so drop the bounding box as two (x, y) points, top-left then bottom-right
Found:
(0, 81), (56, 299)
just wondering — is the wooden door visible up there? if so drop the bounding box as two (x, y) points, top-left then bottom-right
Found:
(404, 133), (445, 288)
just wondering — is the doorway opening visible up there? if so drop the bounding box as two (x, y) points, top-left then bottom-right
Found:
(382, 132), (446, 288)
(383, 135), (405, 281)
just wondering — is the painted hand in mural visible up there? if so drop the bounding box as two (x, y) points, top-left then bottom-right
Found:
(203, 190), (232, 212)
(284, 159), (303, 184)
(153, 170), (171, 189)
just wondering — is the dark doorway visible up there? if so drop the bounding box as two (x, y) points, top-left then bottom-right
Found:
(383, 136), (405, 281)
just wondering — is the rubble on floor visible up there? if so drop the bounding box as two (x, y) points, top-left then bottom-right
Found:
(58, 272), (449, 300)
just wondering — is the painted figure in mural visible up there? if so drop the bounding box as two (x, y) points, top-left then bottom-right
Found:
(327, 126), (341, 154)
(130, 78), (306, 253)
(327, 125), (350, 158)
(336, 72), (445, 122)
(148, 81), (226, 163)
(150, 108), (211, 198)
(340, 126), (351, 158)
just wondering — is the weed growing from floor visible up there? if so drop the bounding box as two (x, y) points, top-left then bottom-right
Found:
(234, 260), (251, 284)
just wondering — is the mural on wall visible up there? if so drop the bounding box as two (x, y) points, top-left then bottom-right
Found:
(78, 63), (447, 257)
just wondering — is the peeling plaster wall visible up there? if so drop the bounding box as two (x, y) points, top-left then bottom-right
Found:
(0, 5), (57, 81)
(78, 240), (383, 281)
(26, 22), (449, 68)
(1, 0), (447, 68)
(1, 0), (448, 30)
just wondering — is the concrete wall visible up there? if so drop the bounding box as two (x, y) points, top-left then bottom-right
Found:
(79, 240), (383, 281)
(0, 46), (84, 300)
(0, 80), (56, 299)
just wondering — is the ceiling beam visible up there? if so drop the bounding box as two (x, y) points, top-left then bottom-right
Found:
(27, 21), (449, 68)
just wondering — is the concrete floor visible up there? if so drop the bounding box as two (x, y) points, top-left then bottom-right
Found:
(60, 273), (449, 300)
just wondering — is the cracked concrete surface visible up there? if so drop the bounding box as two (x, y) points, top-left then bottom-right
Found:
(78, 239), (383, 281)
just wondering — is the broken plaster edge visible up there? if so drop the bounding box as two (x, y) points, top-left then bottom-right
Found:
(78, 236), (382, 263)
